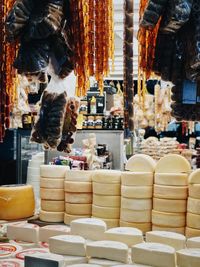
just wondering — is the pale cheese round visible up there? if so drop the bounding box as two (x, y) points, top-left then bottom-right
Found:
(155, 173), (188, 186)
(40, 165), (69, 178)
(119, 221), (151, 233)
(189, 169), (200, 184)
(187, 237), (200, 248)
(121, 186), (152, 199)
(177, 248), (200, 267)
(152, 210), (186, 227)
(64, 213), (90, 225)
(41, 200), (65, 212)
(92, 205), (120, 219)
(125, 154), (156, 172)
(152, 225), (185, 235)
(91, 217), (119, 229)
(65, 193), (92, 204)
(65, 170), (93, 182)
(40, 178), (64, 189)
(155, 154), (191, 173)
(189, 184), (200, 199)
(121, 172), (153, 186)
(121, 197), (152, 211)
(40, 188), (64, 200)
(153, 198), (187, 213)
(153, 185), (188, 200)
(64, 181), (92, 193)
(65, 203), (92, 215)
(187, 198), (200, 214)
(39, 210), (64, 223)
(93, 194), (120, 208)
(93, 182), (120, 196)
(185, 227), (200, 238)
(120, 209), (151, 223)
(92, 170), (121, 184)
(187, 213), (200, 229)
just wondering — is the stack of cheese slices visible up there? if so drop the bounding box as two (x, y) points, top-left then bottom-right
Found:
(64, 170), (93, 225)
(92, 170), (121, 228)
(152, 154), (190, 234)
(120, 154), (156, 233)
(186, 169), (200, 237)
(39, 165), (69, 223)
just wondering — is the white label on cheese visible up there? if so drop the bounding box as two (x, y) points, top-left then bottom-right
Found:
(125, 154), (156, 172)
(121, 172), (153, 186)
(177, 248), (200, 267)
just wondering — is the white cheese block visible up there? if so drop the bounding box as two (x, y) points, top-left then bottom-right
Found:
(189, 184), (200, 199)
(187, 213), (200, 229)
(65, 193), (92, 204)
(189, 169), (200, 184)
(65, 170), (93, 182)
(65, 203), (92, 215)
(64, 181), (92, 193)
(86, 240), (129, 263)
(92, 217), (119, 229)
(92, 205), (120, 219)
(187, 237), (200, 248)
(0, 243), (22, 259)
(62, 256), (87, 264)
(120, 209), (151, 223)
(153, 198), (187, 213)
(7, 222), (39, 243)
(121, 186), (152, 199)
(93, 194), (121, 207)
(40, 178), (64, 189)
(121, 172), (153, 186)
(64, 213), (90, 225)
(24, 253), (64, 267)
(152, 225), (185, 235)
(93, 182), (120, 196)
(119, 221), (151, 233)
(41, 200), (65, 212)
(185, 227), (200, 238)
(39, 210), (64, 223)
(39, 225), (70, 243)
(146, 231), (186, 250)
(155, 154), (191, 173)
(49, 235), (86, 256)
(88, 258), (124, 266)
(70, 218), (107, 241)
(125, 154), (156, 172)
(153, 185), (188, 200)
(40, 165), (69, 178)
(121, 198), (152, 211)
(132, 242), (176, 267)
(92, 170), (121, 184)
(0, 259), (24, 266)
(152, 210), (186, 227)
(104, 227), (143, 247)
(176, 248), (200, 267)
(40, 188), (64, 200)
(187, 197), (200, 214)
(15, 248), (49, 260)
(155, 173), (188, 186)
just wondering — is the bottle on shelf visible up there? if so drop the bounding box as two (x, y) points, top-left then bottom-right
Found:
(90, 96), (97, 114)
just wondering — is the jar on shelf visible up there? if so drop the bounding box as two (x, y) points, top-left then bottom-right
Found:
(87, 116), (95, 129)
(79, 101), (88, 114)
(95, 116), (103, 129)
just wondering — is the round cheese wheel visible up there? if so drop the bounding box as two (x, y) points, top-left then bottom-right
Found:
(0, 259), (24, 266)
(177, 248), (200, 267)
(40, 165), (68, 178)
(64, 181), (92, 193)
(120, 209), (151, 223)
(121, 185), (152, 199)
(119, 221), (151, 233)
(93, 194), (120, 208)
(153, 185), (188, 200)
(40, 188), (64, 200)
(187, 198), (200, 215)
(65, 203), (92, 215)
(189, 184), (200, 199)
(41, 200), (65, 212)
(153, 198), (187, 213)
(121, 197), (152, 211)
(64, 213), (90, 225)
(152, 225), (185, 235)
(40, 178), (64, 189)
(39, 210), (64, 223)
(0, 243), (22, 259)
(65, 170), (93, 182)
(187, 237), (200, 248)
(0, 185), (35, 220)
(125, 154), (156, 172)
(15, 248), (48, 260)
(187, 213), (200, 229)
(93, 182), (120, 196)
(65, 193), (92, 204)
(152, 210), (185, 227)
(121, 172), (153, 186)
(185, 227), (200, 238)
(189, 169), (200, 184)
(92, 170), (121, 184)
(155, 173), (188, 186)
(92, 217), (119, 229)
(92, 205), (120, 219)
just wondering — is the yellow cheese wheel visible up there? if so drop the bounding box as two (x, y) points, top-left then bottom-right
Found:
(64, 181), (92, 193)
(41, 200), (65, 212)
(121, 197), (152, 211)
(189, 169), (200, 184)
(155, 173), (188, 186)
(187, 198), (200, 215)
(40, 188), (64, 200)
(39, 210), (64, 223)
(120, 209), (151, 223)
(92, 205), (120, 219)
(125, 154), (156, 172)
(121, 172), (153, 186)
(93, 182), (120, 196)
(189, 184), (200, 199)
(93, 194), (120, 208)
(152, 225), (185, 235)
(153, 185), (188, 200)
(153, 198), (187, 213)
(65, 193), (92, 204)
(152, 210), (186, 227)
(92, 170), (121, 184)
(65, 170), (93, 182)
(40, 165), (68, 178)
(40, 178), (64, 189)
(187, 213), (200, 229)
(92, 217), (119, 229)
(185, 227), (200, 238)
(0, 185), (35, 220)
(65, 203), (92, 215)
(119, 221), (151, 233)
(64, 213), (90, 225)
(121, 185), (152, 199)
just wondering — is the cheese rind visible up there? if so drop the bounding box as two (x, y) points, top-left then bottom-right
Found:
(155, 173), (188, 186)
(93, 195), (120, 207)
(185, 227), (200, 238)
(176, 248), (200, 267)
(92, 205), (120, 219)
(40, 188), (64, 200)
(39, 225), (70, 243)
(120, 209), (151, 223)
(189, 169), (200, 184)
(119, 221), (151, 233)
(121, 172), (153, 186)
(121, 186), (152, 199)
(64, 181), (92, 193)
(125, 154), (156, 172)
(41, 200), (65, 212)
(65, 193), (92, 204)
(40, 165), (68, 178)
(153, 198), (187, 213)
(92, 170), (121, 184)
(121, 198), (152, 211)
(152, 210), (186, 227)
(152, 225), (185, 235)
(187, 198), (200, 214)
(65, 170), (93, 182)
(39, 210), (64, 223)
(64, 213), (90, 225)
(40, 178), (64, 189)
(93, 182), (120, 196)
(189, 184), (200, 199)
(65, 203), (92, 215)
(92, 217), (119, 229)
(88, 258), (124, 266)
(86, 240), (129, 263)
(187, 213), (200, 229)
(153, 185), (188, 200)
(187, 237), (200, 248)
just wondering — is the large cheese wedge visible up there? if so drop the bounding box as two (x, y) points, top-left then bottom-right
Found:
(146, 231), (186, 250)
(65, 170), (93, 182)
(40, 188), (64, 200)
(152, 210), (185, 227)
(0, 259), (24, 266)
(155, 173), (188, 186)
(187, 198), (200, 214)
(64, 181), (92, 193)
(62, 255), (87, 265)
(65, 203), (92, 215)
(40, 165), (68, 178)
(40, 178), (64, 189)
(0, 243), (22, 259)
(88, 258), (124, 266)
(93, 195), (120, 208)
(25, 253), (64, 267)
(121, 186), (152, 199)
(120, 209), (151, 223)
(153, 185), (188, 200)
(125, 154), (156, 172)
(0, 185), (35, 220)
(119, 221), (151, 233)
(64, 213), (90, 225)
(177, 248), (200, 267)
(189, 184), (200, 199)
(93, 182), (120, 196)
(65, 193), (92, 204)
(41, 200), (65, 212)
(70, 218), (107, 241)
(49, 235), (86, 256)
(132, 242), (176, 267)
(39, 210), (64, 223)
(189, 169), (200, 184)
(152, 225), (185, 235)
(104, 227), (143, 247)
(187, 213), (200, 229)
(92, 170), (121, 184)
(153, 198), (187, 213)
(92, 217), (119, 229)
(185, 227), (200, 238)
(121, 198), (152, 211)
(39, 225), (70, 243)
(155, 154), (191, 173)
(86, 240), (129, 263)
(187, 237), (200, 248)
(7, 222), (39, 243)
(92, 205), (120, 219)
(121, 172), (153, 186)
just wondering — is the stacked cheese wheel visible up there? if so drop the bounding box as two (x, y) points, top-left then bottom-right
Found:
(121, 154), (156, 233)
(64, 170), (93, 224)
(39, 165), (69, 223)
(186, 169), (200, 237)
(92, 170), (121, 228)
(152, 155), (190, 235)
